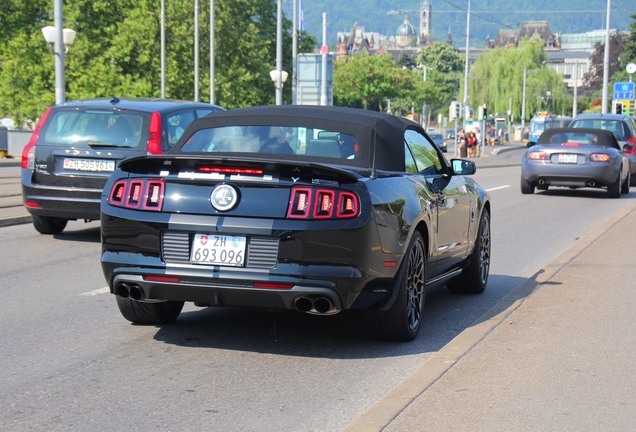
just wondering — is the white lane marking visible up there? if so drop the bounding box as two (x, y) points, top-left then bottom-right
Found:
(486, 185), (511, 192)
(80, 287), (110, 296)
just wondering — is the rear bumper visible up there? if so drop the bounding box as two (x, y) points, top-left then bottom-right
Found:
(22, 186), (101, 220)
(100, 204), (401, 311)
(111, 274), (346, 313)
(22, 173), (102, 220)
(521, 161), (620, 187)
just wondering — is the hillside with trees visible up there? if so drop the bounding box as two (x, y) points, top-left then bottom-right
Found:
(299, 0), (635, 48)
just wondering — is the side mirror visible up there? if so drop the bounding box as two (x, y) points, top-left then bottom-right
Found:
(527, 141), (536, 148)
(624, 143), (633, 152)
(451, 159), (476, 175)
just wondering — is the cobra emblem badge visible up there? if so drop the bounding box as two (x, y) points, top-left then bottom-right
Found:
(210, 184), (238, 211)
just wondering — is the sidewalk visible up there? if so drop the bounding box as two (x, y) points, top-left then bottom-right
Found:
(345, 199), (636, 431)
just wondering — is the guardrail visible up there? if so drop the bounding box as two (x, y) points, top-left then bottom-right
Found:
(0, 127), (32, 158)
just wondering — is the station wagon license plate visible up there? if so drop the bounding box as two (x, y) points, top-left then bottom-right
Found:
(63, 158), (115, 172)
(191, 234), (246, 267)
(557, 154), (577, 164)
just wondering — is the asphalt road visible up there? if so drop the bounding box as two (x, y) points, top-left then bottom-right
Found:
(2, 148), (635, 430)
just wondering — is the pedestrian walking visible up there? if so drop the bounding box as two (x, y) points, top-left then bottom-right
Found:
(466, 131), (476, 158)
(488, 127), (496, 148)
(457, 129), (468, 158)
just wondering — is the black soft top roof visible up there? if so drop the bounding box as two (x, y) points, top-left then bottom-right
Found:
(176, 105), (425, 171)
(537, 127), (622, 150)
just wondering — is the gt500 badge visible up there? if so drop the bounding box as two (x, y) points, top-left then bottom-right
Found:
(210, 184), (238, 211)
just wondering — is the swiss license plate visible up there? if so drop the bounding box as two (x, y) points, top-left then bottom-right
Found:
(191, 234), (246, 267)
(557, 154), (577, 164)
(63, 158), (115, 172)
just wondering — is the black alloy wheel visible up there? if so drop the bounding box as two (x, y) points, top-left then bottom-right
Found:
(448, 209), (490, 294)
(376, 231), (426, 342)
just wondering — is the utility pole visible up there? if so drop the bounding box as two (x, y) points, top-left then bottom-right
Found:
(194, 0), (200, 101)
(292, 0), (297, 105)
(210, 0), (215, 104)
(601, 0), (611, 113)
(462, 0), (471, 127)
(54, 0), (65, 104)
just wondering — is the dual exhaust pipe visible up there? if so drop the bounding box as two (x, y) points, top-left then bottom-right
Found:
(294, 296), (338, 315)
(116, 283), (145, 301)
(116, 282), (338, 315)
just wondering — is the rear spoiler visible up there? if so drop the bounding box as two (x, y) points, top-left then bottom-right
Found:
(117, 155), (366, 184)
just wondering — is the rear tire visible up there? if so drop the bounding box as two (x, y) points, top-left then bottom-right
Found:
(607, 173), (621, 198)
(116, 296), (184, 324)
(375, 231), (426, 342)
(621, 171), (630, 194)
(520, 177), (535, 194)
(448, 209), (491, 294)
(32, 215), (67, 234)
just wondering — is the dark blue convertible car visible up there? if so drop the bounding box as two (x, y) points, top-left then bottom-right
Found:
(100, 105), (491, 341)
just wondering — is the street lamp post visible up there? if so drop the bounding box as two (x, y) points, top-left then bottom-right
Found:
(41, 0), (75, 105)
(522, 68), (527, 129)
(601, 0), (611, 114)
(275, 0), (284, 105)
(462, 0), (471, 125)
(270, 70), (288, 104)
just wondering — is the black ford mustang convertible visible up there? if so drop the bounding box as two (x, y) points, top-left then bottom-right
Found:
(101, 105), (491, 341)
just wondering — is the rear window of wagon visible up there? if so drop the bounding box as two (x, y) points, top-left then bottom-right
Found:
(40, 109), (151, 149)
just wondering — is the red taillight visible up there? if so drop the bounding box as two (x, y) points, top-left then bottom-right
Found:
(562, 142), (580, 147)
(314, 190), (335, 218)
(147, 112), (164, 154)
(287, 186), (359, 219)
(590, 153), (611, 162)
(21, 107), (53, 169)
(626, 136), (636, 154)
(337, 192), (359, 217)
(109, 180), (128, 205)
(145, 180), (164, 209)
(528, 151), (547, 160)
(127, 180), (144, 208)
(287, 187), (312, 218)
(109, 178), (165, 211)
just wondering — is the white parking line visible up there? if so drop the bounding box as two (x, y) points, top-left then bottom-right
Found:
(80, 287), (110, 296)
(486, 185), (511, 192)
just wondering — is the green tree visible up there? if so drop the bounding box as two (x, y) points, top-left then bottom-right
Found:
(333, 52), (412, 110)
(415, 41), (464, 124)
(466, 38), (571, 123)
(621, 13), (636, 68)
(0, 0), (304, 123)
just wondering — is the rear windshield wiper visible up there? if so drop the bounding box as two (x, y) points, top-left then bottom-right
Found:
(87, 141), (133, 148)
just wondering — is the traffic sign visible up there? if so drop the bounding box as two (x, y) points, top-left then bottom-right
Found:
(613, 82), (635, 100)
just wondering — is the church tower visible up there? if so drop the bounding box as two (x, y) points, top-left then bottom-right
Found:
(419, 0), (431, 45)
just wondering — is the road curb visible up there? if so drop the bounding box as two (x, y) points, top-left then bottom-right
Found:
(0, 214), (31, 228)
(343, 198), (636, 432)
